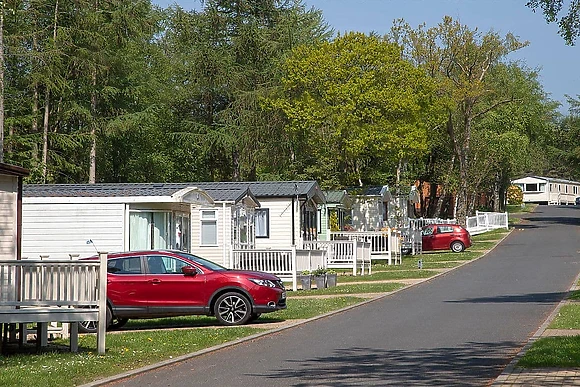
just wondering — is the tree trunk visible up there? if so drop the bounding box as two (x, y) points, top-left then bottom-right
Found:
(89, 69), (97, 184)
(42, 89), (49, 181)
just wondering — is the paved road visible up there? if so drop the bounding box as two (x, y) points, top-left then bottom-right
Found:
(106, 205), (580, 387)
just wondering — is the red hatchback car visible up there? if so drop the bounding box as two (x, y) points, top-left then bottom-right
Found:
(79, 250), (286, 333)
(421, 224), (472, 253)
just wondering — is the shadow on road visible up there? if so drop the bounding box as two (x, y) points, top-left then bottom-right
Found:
(254, 342), (519, 386)
(446, 291), (568, 304)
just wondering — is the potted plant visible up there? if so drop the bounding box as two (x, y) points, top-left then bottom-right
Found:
(312, 267), (327, 289)
(298, 270), (312, 290)
(326, 269), (337, 287)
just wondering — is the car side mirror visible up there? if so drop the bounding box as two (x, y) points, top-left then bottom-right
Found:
(182, 266), (197, 276)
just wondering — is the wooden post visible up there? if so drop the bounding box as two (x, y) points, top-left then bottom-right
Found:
(96, 252), (107, 355)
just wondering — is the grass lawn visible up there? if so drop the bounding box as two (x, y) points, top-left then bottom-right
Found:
(517, 336), (580, 368)
(517, 293), (580, 368)
(548, 305), (580, 329)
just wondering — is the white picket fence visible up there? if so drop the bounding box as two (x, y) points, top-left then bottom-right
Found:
(466, 211), (509, 235)
(0, 254), (107, 353)
(329, 229), (402, 265)
(303, 240), (372, 276)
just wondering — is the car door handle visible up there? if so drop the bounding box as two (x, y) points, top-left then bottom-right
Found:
(149, 279), (161, 284)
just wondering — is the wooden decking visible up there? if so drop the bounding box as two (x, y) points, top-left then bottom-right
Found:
(0, 254), (108, 354)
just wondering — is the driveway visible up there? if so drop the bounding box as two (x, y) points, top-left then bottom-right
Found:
(104, 205), (580, 386)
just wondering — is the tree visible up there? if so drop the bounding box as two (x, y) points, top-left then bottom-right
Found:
(527, 0), (580, 45)
(270, 32), (437, 188)
(391, 17), (528, 222)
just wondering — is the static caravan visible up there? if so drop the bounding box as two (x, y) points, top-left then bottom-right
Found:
(0, 163), (29, 261)
(348, 186), (391, 231)
(193, 181), (325, 249)
(511, 176), (580, 205)
(188, 184), (260, 267)
(21, 183), (214, 259)
(318, 190), (353, 240)
(386, 186), (420, 228)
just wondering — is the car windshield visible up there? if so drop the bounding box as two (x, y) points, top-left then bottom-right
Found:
(173, 251), (227, 271)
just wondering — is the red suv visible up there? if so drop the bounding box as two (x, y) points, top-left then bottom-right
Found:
(421, 224), (472, 253)
(79, 250), (286, 333)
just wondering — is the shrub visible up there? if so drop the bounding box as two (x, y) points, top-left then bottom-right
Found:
(507, 185), (524, 205)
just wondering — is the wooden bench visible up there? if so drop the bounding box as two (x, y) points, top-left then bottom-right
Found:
(0, 254), (108, 354)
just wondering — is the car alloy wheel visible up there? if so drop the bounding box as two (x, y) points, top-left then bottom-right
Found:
(214, 292), (252, 326)
(450, 241), (465, 253)
(79, 305), (113, 333)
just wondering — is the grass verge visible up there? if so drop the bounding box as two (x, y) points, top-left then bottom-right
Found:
(518, 336), (580, 368)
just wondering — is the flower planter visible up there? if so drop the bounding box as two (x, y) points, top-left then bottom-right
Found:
(326, 273), (337, 288)
(314, 275), (326, 289)
(299, 275), (312, 290)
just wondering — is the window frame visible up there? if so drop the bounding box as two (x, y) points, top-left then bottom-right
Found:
(255, 208), (270, 238)
(200, 209), (218, 246)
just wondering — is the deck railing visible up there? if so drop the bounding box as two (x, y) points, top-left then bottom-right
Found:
(466, 211), (509, 235)
(0, 254), (107, 353)
(303, 240), (371, 275)
(231, 248), (326, 291)
(329, 229), (402, 265)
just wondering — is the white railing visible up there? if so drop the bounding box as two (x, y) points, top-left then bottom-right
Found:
(408, 217), (457, 230)
(0, 254), (107, 354)
(330, 229), (402, 265)
(231, 247), (327, 291)
(303, 240), (371, 276)
(466, 211), (509, 235)
(400, 227), (422, 255)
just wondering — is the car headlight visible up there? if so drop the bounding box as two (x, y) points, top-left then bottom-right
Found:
(249, 278), (277, 288)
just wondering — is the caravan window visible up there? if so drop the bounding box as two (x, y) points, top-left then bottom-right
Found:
(255, 209), (269, 238)
(524, 183), (538, 192)
(200, 210), (218, 246)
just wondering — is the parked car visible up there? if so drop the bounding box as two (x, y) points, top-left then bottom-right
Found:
(421, 224), (472, 253)
(79, 250), (286, 333)
(576, 197), (580, 205)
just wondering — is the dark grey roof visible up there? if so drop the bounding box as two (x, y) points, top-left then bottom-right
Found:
(324, 190), (348, 204)
(23, 183), (194, 198)
(193, 181), (325, 203)
(346, 185), (389, 197)
(23, 181), (325, 203)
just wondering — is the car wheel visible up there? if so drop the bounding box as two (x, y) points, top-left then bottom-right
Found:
(450, 241), (465, 253)
(214, 292), (252, 326)
(110, 317), (129, 330)
(79, 304), (113, 334)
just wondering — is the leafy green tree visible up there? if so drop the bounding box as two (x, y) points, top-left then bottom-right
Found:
(527, 0), (580, 45)
(391, 17), (529, 222)
(270, 32), (437, 188)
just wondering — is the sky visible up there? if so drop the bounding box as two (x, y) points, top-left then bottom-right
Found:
(154, 0), (579, 114)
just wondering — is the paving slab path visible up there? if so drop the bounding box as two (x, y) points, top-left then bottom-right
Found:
(91, 205), (580, 387)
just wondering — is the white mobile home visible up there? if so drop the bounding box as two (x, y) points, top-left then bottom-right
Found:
(195, 181), (326, 249)
(511, 176), (580, 205)
(318, 190), (353, 240)
(0, 163), (29, 261)
(21, 183), (214, 259)
(349, 186), (391, 231)
(187, 184), (260, 267)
